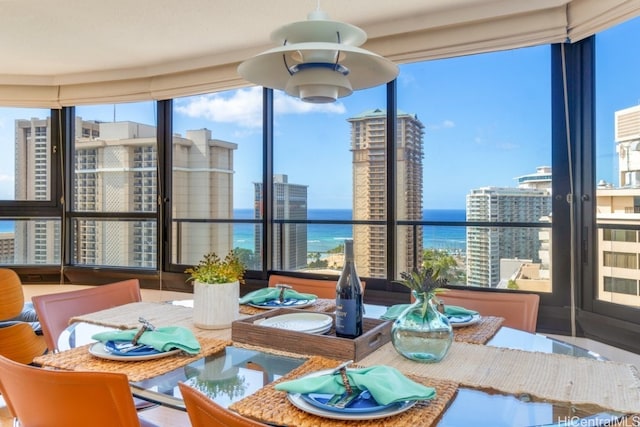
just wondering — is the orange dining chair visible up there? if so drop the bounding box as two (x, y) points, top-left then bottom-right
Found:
(32, 278), (142, 352)
(0, 268), (47, 364)
(268, 273), (365, 299)
(178, 382), (268, 427)
(0, 354), (159, 427)
(438, 288), (540, 332)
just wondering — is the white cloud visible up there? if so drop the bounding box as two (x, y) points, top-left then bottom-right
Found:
(398, 73), (416, 87)
(174, 87), (346, 129)
(175, 87), (264, 128)
(427, 120), (455, 131)
(497, 141), (519, 150)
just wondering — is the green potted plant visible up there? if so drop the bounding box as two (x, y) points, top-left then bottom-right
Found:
(390, 266), (453, 363)
(185, 250), (245, 329)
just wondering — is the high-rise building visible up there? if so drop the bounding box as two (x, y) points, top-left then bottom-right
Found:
(14, 117), (100, 264)
(348, 109), (424, 278)
(172, 128), (237, 265)
(516, 166), (552, 192)
(466, 182), (552, 287)
(16, 119), (236, 267)
(0, 232), (14, 263)
(254, 174), (308, 270)
(593, 104), (640, 307)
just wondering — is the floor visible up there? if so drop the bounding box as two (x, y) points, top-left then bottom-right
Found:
(2, 284), (639, 426)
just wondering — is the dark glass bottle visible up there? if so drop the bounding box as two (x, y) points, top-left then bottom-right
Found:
(335, 239), (363, 338)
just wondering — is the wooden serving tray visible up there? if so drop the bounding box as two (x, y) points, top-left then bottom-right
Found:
(231, 308), (392, 361)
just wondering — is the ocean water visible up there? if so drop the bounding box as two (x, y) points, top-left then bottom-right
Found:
(232, 209), (466, 253)
(0, 209), (467, 253)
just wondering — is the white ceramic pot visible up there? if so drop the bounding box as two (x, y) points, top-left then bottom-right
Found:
(193, 280), (239, 329)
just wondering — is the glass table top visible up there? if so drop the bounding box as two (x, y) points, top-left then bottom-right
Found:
(59, 304), (626, 426)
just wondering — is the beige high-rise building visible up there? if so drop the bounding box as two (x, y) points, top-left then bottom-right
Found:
(594, 104), (640, 308)
(16, 118), (237, 267)
(348, 109), (424, 278)
(14, 117), (100, 264)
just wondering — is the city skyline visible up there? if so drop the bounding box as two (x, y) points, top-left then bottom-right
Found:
(1, 17), (639, 210)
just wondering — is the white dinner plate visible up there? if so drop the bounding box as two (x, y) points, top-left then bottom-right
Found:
(288, 393), (416, 420)
(248, 298), (316, 310)
(285, 368), (418, 420)
(448, 314), (481, 328)
(258, 313), (333, 333)
(88, 342), (181, 361)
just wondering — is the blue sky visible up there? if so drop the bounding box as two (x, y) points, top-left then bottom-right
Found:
(1, 16), (638, 210)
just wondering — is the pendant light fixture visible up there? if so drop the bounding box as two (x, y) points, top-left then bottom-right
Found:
(238, 7), (398, 103)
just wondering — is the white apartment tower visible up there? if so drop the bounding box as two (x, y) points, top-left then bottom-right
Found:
(254, 174), (308, 270)
(16, 118), (236, 267)
(348, 109), (424, 278)
(172, 128), (237, 265)
(14, 117), (100, 264)
(466, 182), (552, 287)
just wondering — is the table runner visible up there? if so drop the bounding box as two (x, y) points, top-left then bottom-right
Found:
(359, 341), (640, 414)
(229, 356), (458, 427)
(67, 301), (233, 340)
(33, 337), (231, 382)
(69, 301), (193, 330)
(239, 298), (336, 316)
(453, 315), (503, 344)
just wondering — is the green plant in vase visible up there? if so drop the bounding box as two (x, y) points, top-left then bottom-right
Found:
(185, 250), (245, 285)
(185, 250), (245, 329)
(396, 267), (448, 316)
(391, 266), (453, 363)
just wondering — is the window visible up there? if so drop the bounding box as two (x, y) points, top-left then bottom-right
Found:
(70, 102), (158, 268)
(603, 276), (638, 295)
(603, 251), (637, 269)
(0, 108), (53, 202)
(171, 89), (262, 270)
(398, 45), (552, 290)
(595, 16), (640, 308)
(603, 229), (637, 242)
(273, 86), (386, 277)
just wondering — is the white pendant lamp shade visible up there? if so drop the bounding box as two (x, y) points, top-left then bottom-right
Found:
(238, 9), (398, 103)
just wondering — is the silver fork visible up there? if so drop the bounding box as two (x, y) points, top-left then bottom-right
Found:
(328, 389), (363, 408)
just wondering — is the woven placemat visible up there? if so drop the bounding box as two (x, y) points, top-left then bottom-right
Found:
(33, 337), (231, 382)
(229, 356), (458, 426)
(239, 298), (336, 316)
(359, 341), (640, 414)
(453, 316), (503, 344)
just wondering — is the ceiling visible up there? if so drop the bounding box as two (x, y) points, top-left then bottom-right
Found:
(0, 0), (638, 106)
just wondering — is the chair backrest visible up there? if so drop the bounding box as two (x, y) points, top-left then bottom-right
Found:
(0, 268), (26, 320)
(268, 274), (365, 299)
(178, 382), (267, 427)
(0, 322), (47, 364)
(0, 354), (155, 427)
(438, 288), (540, 332)
(32, 279), (142, 351)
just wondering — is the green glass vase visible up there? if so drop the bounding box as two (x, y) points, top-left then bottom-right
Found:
(391, 291), (453, 363)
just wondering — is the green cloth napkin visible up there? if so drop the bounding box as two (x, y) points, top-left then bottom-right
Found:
(380, 304), (411, 320)
(92, 326), (201, 355)
(444, 305), (478, 316)
(238, 287), (317, 305)
(275, 365), (435, 406)
(380, 304), (478, 320)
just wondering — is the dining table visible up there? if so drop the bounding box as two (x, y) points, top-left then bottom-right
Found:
(34, 297), (640, 427)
